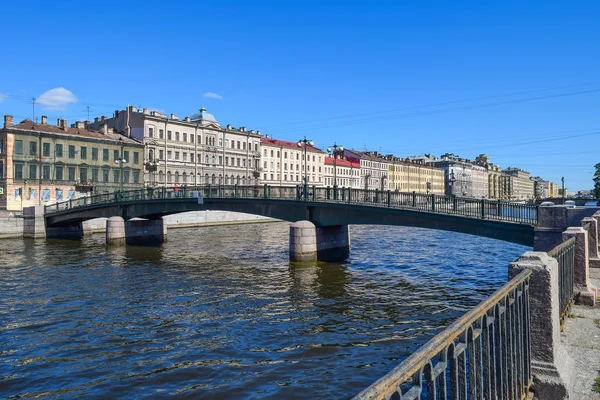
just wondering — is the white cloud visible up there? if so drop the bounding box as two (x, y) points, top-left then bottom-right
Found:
(37, 87), (78, 110)
(0, 93), (6, 103)
(202, 92), (224, 100)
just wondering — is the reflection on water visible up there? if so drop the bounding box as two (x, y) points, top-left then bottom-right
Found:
(0, 222), (528, 398)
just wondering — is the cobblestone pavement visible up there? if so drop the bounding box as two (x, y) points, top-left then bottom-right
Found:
(561, 267), (600, 400)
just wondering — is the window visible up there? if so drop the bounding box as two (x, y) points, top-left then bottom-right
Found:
(124, 151), (129, 162)
(243, 142), (246, 150)
(167, 151), (172, 160)
(159, 150), (164, 160)
(69, 145), (76, 158)
(68, 167), (76, 181)
(56, 166), (63, 181)
(123, 170), (130, 183)
(133, 170), (140, 184)
(237, 141), (241, 149)
(183, 133), (187, 142)
(14, 140), (23, 154)
(113, 170), (119, 183)
(91, 168), (98, 182)
(175, 132), (180, 141)
(102, 169), (109, 182)
(182, 152), (187, 162)
(43, 143), (50, 157)
(92, 148), (98, 160)
(255, 143), (258, 152)
(190, 153), (194, 163)
(42, 165), (50, 180)
(113, 150), (119, 161)
(56, 144), (63, 157)
(103, 149), (109, 161)
(219, 156), (222, 165)
(231, 140), (235, 149)
(159, 129), (164, 139)
(167, 131), (172, 140)
(219, 138), (223, 147)
(14, 163), (23, 179)
(284, 152), (287, 159)
(175, 151), (180, 160)
(133, 152), (139, 164)
(80, 146), (87, 159)
(29, 141), (37, 156)
(190, 134), (194, 143)
(148, 127), (154, 138)
(80, 167), (88, 181)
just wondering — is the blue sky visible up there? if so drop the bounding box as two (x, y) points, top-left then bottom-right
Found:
(1, 1), (598, 190)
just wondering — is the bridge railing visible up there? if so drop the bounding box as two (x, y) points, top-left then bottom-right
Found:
(547, 236), (576, 329)
(44, 185), (538, 225)
(353, 269), (532, 400)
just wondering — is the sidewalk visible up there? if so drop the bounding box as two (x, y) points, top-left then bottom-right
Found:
(562, 267), (600, 399)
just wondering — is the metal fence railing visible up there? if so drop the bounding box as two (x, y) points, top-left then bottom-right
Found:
(547, 237), (576, 329)
(353, 269), (532, 400)
(44, 185), (539, 225)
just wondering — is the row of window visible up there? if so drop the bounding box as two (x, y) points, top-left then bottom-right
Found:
(262, 174), (322, 183)
(154, 171), (255, 185)
(324, 167), (360, 175)
(263, 149), (322, 162)
(264, 162), (321, 173)
(147, 127), (259, 152)
(13, 140), (139, 164)
(13, 163), (140, 184)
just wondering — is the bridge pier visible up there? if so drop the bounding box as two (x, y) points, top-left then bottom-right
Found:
(289, 221), (350, 262)
(23, 206), (46, 239)
(106, 216), (167, 246)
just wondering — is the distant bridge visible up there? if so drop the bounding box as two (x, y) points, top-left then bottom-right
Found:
(44, 185), (538, 248)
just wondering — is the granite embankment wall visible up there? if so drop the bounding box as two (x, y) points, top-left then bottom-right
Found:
(0, 211), (277, 239)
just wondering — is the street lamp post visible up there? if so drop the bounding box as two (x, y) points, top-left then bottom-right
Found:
(327, 142), (344, 199)
(144, 143), (161, 188)
(115, 145), (127, 193)
(561, 176), (565, 204)
(297, 136), (314, 201)
(21, 179), (27, 211)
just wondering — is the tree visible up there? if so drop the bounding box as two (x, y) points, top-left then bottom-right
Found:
(593, 162), (600, 199)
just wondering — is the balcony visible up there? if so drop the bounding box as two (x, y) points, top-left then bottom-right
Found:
(75, 180), (95, 191)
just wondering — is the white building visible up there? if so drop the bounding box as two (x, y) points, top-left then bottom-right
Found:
(89, 107), (262, 186)
(260, 137), (325, 186)
(324, 155), (361, 188)
(343, 150), (389, 190)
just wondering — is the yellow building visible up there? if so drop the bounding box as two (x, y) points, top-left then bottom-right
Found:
(387, 156), (445, 194)
(0, 115), (144, 211)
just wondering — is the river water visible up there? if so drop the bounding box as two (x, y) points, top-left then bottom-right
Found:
(0, 222), (528, 399)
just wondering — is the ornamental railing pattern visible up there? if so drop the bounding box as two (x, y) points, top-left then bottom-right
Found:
(44, 185), (538, 225)
(547, 236), (576, 329)
(353, 269), (532, 400)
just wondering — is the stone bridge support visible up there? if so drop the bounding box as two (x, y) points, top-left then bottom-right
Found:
(583, 215), (600, 268)
(509, 253), (574, 399)
(106, 217), (167, 246)
(23, 206), (46, 239)
(562, 227), (597, 306)
(289, 221), (350, 262)
(534, 206), (600, 251)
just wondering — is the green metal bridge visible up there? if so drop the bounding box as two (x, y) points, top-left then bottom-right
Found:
(44, 185), (538, 246)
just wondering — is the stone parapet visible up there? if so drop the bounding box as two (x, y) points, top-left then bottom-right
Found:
(562, 227), (597, 306)
(509, 252), (574, 399)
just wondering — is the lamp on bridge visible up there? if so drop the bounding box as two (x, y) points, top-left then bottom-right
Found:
(144, 144), (161, 187)
(327, 142), (344, 199)
(21, 179), (27, 211)
(297, 136), (314, 201)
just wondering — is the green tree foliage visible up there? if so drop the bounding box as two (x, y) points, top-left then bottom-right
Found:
(594, 162), (600, 199)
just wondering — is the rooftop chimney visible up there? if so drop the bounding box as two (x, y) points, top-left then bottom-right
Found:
(240, 126), (246, 132)
(41, 116), (47, 125)
(143, 108), (148, 115)
(94, 117), (100, 123)
(84, 120), (90, 129)
(63, 119), (68, 130)
(75, 121), (85, 129)
(3, 115), (13, 128)
(170, 113), (179, 120)
(185, 116), (191, 122)
(101, 116), (107, 121)
(102, 124), (108, 135)
(227, 124), (232, 129)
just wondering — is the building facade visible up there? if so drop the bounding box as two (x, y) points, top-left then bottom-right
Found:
(344, 150), (389, 190)
(502, 168), (535, 200)
(428, 154), (489, 198)
(475, 154), (502, 199)
(0, 115), (144, 211)
(324, 155), (361, 188)
(385, 155), (445, 194)
(260, 137), (325, 186)
(89, 107), (262, 187)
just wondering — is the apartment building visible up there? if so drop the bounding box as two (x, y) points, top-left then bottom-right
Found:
(324, 155), (361, 188)
(385, 155), (445, 194)
(0, 115), (144, 211)
(343, 150), (389, 190)
(260, 137), (325, 186)
(89, 107), (262, 187)
(502, 168), (535, 200)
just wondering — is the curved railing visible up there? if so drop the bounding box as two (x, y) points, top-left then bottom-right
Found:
(44, 185), (538, 225)
(353, 269), (532, 400)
